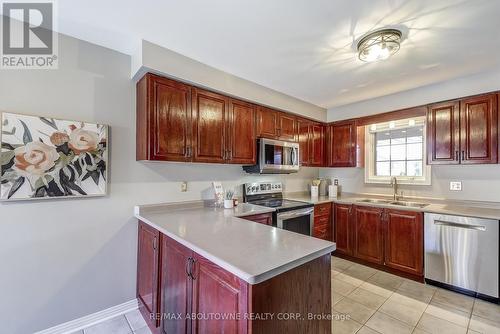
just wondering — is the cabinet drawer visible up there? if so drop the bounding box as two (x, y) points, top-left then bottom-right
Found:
(314, 203), (332, 217)
(314, 215), (331, 241)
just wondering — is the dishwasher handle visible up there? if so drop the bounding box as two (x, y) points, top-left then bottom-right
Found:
(434, 220), (486, 231)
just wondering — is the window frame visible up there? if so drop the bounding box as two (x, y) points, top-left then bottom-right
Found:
(364, 117), (431, 185)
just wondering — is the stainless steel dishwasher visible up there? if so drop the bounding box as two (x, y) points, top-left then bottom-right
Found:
(424, 213), (499, 300)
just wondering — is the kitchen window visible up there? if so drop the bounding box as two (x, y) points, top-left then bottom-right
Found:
(365, 117), (431, 185)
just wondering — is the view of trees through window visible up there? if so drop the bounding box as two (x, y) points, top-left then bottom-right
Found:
(375, 125), (424, 177)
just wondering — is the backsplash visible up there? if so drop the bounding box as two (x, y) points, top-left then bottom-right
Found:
(137, 162), (320, 204)
(320, 164), (500, 203)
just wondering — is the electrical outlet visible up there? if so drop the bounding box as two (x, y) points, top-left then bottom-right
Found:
(449, 181), (462, 191)
(181, 181), (188, 192)
(334, 179), (339, 186)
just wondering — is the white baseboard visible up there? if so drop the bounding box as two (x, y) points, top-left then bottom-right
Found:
(34, 299), (140, 334)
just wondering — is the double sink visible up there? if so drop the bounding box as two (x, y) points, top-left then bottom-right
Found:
(356, 198), (429, 209)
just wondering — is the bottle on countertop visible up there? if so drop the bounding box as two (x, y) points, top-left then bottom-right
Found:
(328, 179), (339, 199)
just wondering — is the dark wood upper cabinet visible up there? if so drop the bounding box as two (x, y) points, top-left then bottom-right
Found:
(257, 106), (279, 139)
(327, 120), (357, 167)
(427, 100), (461, 164)
(191, 253), (249, 334)
(257, 107), (298, 142)
(297, 118), (324, 166)
(353, 205), (384, 265)
(310, 123), (325, 166)
(278, 113), (297, 141)
(460, 94), (498, 164)
(227, 99), (256, 164)
(137, 74), (192, 161)
(333, 204), (352, 256)
(137, 221), (160, 328)
(192, 88), (228, 163)
(298, 118), (311, 166)
(384, 209), (423, 276)
(427, 93), (498, 165)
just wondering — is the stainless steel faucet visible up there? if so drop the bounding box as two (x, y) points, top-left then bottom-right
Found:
(390, 177), (398, 201)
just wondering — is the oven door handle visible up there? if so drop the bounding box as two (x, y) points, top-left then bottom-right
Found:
(277, 207), (314, 220)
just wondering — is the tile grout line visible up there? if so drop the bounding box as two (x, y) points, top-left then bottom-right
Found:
(411, 286), (437, 333)
(123, 313), (135, 333)
(467, 297), (476, 331)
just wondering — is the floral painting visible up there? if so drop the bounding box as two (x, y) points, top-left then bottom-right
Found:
(1, 112), (108, 200)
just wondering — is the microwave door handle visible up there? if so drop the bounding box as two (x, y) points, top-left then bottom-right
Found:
(291, 148), (297, 165)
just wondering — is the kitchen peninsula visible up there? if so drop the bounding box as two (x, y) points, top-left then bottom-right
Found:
(134, 202), (335, 334)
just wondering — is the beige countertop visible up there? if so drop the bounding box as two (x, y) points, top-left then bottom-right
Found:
(285, 192), (500, 220)
(134, 202), (335, 285)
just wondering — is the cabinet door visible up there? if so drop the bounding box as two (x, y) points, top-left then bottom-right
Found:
(161, 236), (193, 334)
(192, 88), (228, 163)
(242, 213), (272, 225)
(137, 221), (160, 327)
(145, 75), (192, 161)
(328, 120), (356, 167)
(191, 254), (248, 334)
(427, 101), (460, 165)
(384, 209), (423, 276)
(353, 206), (384, 265)
(227, 99), (256, 164)
(297, 118), (311, 166)
(460, 94), (498, 164)
(334, 204), (352, 256)
(257, 107), (279, 139)
(278, 113), (297, 141)
(310, 123), (324, 166)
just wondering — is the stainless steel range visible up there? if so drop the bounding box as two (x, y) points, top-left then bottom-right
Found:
(243, 182), (313, 236)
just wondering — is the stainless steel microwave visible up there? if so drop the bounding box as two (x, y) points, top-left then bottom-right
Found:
(243, 138), (300, 174)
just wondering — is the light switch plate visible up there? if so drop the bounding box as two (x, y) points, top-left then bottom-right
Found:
(181, 181), (188, 192)
(450, 181), (462, 191)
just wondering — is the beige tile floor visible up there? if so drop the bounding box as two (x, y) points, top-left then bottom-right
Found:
(74, 256), (500, 334)
(331, 256), (500, 334)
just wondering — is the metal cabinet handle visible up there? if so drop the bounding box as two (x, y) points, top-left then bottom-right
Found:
(190, 258), (197, 280)
(186, 257), (193, 278)
(434, 220), (486, 231)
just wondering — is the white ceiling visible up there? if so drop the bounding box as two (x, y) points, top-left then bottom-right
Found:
(13, 0), (500, 108)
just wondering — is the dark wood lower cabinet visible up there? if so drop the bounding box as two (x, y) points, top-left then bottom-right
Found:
(241, 213), (272, 225)
(333, 204), (424, 280)
(353, 205), (384, 265)
(138, 220), (332, 334)
(333, 204), (353, 256)
(384, 209), (423, 276)
(161, 235), (192, 334)
(191, 254), (248, 334)
(137, 221), (160, 328)
(313, 203), (332, 241)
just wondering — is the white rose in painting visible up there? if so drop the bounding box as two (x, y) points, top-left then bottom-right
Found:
(13, 141), (60, 176)
(69, 128), (99, 154)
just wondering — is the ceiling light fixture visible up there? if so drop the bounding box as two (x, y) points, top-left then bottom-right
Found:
(357, 29), (402, 62)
